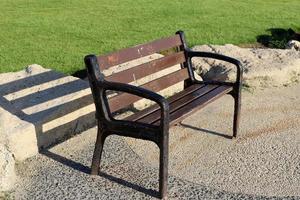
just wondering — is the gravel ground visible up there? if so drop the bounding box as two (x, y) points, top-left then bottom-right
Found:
(12, 84), (300, 200)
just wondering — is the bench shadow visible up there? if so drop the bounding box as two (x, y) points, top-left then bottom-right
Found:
(41, 150), (159, 198)
(179, 122), (232, 139)
(0, 68), (96, 151)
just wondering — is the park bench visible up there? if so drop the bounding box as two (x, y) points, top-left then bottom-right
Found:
(84, 31), (243, 199)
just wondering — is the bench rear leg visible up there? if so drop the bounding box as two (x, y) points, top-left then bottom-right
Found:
(91, 123), (106, 175)
(159, 135), (169, 199)
(233, 90), (241, 138)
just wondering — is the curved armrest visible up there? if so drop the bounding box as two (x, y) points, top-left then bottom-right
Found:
(101, 81), (169, 129)
(187, 50), (243, 85)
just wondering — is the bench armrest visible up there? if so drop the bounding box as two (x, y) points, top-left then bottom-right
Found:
(101, 81), (170, 129)
(187, 50), (243, 85)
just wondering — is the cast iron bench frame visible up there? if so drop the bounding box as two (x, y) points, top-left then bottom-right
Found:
(84, 31), (243, 199)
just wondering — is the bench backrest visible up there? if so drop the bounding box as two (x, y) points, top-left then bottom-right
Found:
(96, 32), (192, 113)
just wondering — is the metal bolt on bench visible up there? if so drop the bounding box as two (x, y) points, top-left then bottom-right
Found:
(84, 30), (243, 199)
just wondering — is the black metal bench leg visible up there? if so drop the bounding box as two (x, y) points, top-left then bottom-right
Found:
(233, 90), (241, 138)
(159, 134), (169, 199)
(91, 122), (106, 175)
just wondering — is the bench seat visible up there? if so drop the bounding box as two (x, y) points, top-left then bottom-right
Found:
(125, 84), (233, 126)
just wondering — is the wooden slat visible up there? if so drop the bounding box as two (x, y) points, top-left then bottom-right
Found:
(97, 35), (182, 70)
(108, 68), (189, 112)
(155, 86), (233, 126)
(106, 51), (186, 83)
(136, 85), (219, 124)
(125, 84), (205, 122)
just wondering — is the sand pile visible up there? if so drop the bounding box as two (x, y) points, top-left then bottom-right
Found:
(192, 44), (300, 88)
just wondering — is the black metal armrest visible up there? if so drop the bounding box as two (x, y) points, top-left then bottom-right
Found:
(187, 50), (243, 85)
(100, 80), (170, 129)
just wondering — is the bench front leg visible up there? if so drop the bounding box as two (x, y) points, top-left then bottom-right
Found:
(232, 75), (242, 138)
(158, 102), (170, 199)
(91, 121), (107, 175)
(159, 133), (169, 199)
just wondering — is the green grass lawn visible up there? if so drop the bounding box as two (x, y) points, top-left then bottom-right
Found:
(0, 0), (299, 74)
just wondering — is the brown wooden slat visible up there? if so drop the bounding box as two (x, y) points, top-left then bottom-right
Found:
(136, 85), (219, 124)
(106, 51), (186, 83)
(108, 68), (189, 112)
(155, 86), (233, 126)
(125, 84), (205, 122)
(97, 35), (182, 70)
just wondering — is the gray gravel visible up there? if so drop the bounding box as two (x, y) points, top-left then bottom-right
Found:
(13, 84), (300, 200)
(14, 129), (299, 199)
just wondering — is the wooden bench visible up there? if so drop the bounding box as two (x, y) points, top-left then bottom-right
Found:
(84, 31), (243, 199)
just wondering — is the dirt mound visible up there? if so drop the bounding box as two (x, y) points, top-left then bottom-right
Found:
(192, 44), (300, 88)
